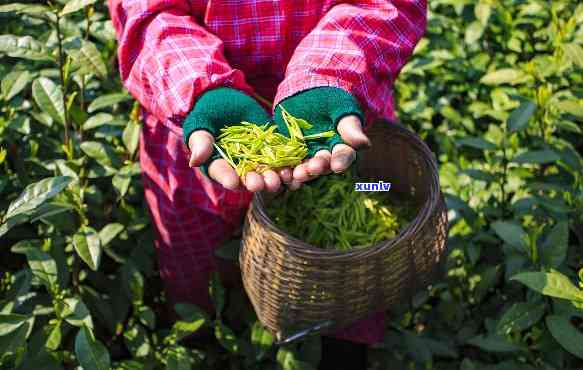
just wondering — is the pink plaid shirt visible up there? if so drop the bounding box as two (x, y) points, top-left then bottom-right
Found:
(108, 0), (426, 345)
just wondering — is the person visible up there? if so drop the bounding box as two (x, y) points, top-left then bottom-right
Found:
(108, 1), (426, 368)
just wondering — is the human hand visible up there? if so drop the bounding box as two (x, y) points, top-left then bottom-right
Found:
(184, 87), (284, 193)
(273, 87), (371, 190)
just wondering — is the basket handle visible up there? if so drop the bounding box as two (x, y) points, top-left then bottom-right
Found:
(274, 320), (335, 346)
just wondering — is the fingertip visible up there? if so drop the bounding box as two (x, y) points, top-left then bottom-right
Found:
(292, 163), (311, 183)
(208, 160), (240, 190)
(188, 130), (216, 167)
(244, 172), (264, 193)
(337, 116), (371, 149)
(278, 168), (293, 184)
(263, 170), (281, 192)
(330, 144), (357, 173)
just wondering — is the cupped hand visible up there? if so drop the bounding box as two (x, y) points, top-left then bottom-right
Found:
(188, 130), (287, 193)
(287, 115), (371, 189)
(273, 87), (371, 190)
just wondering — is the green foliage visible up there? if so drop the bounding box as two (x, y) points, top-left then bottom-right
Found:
(0, 1), (582, 370)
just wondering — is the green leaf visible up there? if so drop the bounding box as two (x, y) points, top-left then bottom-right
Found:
(480, 69), (531, 85)
(0, 35), (53, 61)
(113, 163), (139, 198)
(1, 202), (73, 238)
(209, 273), (225, 316)
(172, 319), (206, 342)
(98, 223), (124, 247)
(507, 100), (536, 133)
(251, 321), (274, 361)
(0, 313), (29, 336)
(172, 303), (208, 341)
(73, 226), (102, 271)
(546, 315), (583, 359)
(45, 322), (62, 351)
(465, 21), (484, 44)
(88, 93), (132, 113)
(463, 169), (496, 182)
(492, 221), (527, 249)
(1, 70), (31, 101)
(123, 324), (151, 358)
(456, 136), (496, 150)
(165, 346), (192, 370)
(540, 222), (569, 269)
(466, 334), (524, 353)
(83, 113), (114, 130)
(496, 302), (546, 335)
(0, 4), (53, 20)
(80, 141), (119, 168)
(511, 271), (583, 303)
(122, 262), (144, 304)
(60, 0), (98, 16)
(0, 316), (33, 357)
(562, 43), (583, 68)
(475, 1), (491, 25)
(61, 297), (94, 330)
(123, 120), (140, 156)
(4, 176), (72, 220)
(174, 303), (210, 322)
(74, 326), (111, 370)
(555, 99), (583, 119)
(215, 321), (239, 353)
(67, 40), (107, 79)
(137, 306), (156, 330)
(511, 150), (560, 164)
(276, 347), (315, 370)
(32, 77), (65, 125)
(11, 241), (58, 289)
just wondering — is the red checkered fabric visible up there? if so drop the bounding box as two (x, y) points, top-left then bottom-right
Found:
(109, 0), (426, 345)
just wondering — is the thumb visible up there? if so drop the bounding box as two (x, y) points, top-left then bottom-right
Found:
(337, 115), (371, 150)
(188, 130), (215, 167)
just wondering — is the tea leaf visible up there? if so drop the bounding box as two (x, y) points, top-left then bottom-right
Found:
(60, 0), (98, 16)
(546, 315), (583, 359)
(73, 226), (102, 271)
(511, 271), (583, 302)
(74, 326), (111, 370)
(32, 77), (65, 125)
(507, 100), (536, 133)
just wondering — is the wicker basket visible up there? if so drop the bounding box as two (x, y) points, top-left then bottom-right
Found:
(239, 120), (448, 343)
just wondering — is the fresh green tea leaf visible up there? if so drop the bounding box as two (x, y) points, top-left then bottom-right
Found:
(546, 315), (583, 359)
(0, 35), (53, 61)
(73, 226), (102, 271)
(496, 302), (546, 335)
(507, 100), (536, 132)
(540, 221), (569, 269)
(74, 326), (111, 370)
(511, 150), (560, 164)
(32, 77), (65, 125)
(511, 271), (583, 303)
(88, 93), (132, 113)
(60, 0), (98, 16)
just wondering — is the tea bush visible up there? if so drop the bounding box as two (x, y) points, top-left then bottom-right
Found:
(0, 0), (581, 369)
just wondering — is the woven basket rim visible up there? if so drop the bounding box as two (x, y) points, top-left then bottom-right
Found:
(251, 122), (441, 259)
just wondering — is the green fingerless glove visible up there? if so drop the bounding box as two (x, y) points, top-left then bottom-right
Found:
(273, 87), (364, 157)
(182, 87), (271, 178)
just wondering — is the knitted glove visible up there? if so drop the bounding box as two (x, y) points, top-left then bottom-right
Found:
(273, 87), (365, 157)
(182, 87), (271, 177)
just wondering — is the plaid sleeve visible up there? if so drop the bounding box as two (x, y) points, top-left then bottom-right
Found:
(274, 0), (427, 122)
(107, 0), (253, 125)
